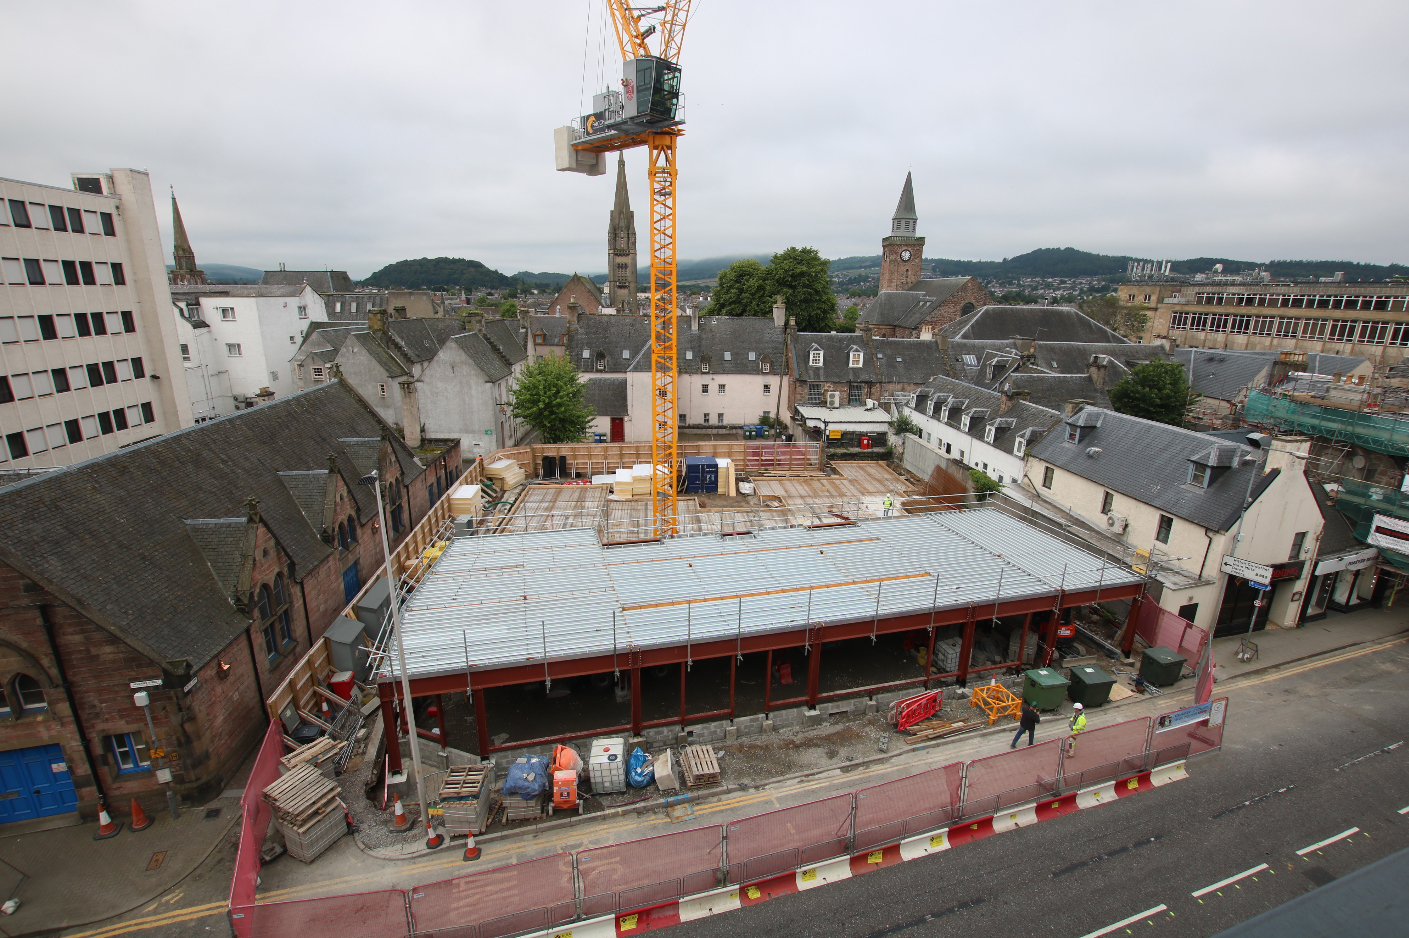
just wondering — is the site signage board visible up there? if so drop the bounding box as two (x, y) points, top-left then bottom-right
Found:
(1221, 555), (1273, 584)
(1156, 701), (1213, 733)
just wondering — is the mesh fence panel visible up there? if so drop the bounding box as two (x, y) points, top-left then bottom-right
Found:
(1152, 698), (1227, 759)
(960, 739), (1061, 817)
(1057, 717), (1152, 789)
(409, 853), (575, 938)
(577, 827), (724, 918)
(229, 722), (287, 937)
(238, 891), (409, 938)
(726, 794), (853, 882)
(1134, 595), (1207, 661)
(853, 763), (964, 851)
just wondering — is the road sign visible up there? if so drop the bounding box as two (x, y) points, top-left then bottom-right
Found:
(1221, 555), (1273, 584)
(1249, 581), (1271, 591)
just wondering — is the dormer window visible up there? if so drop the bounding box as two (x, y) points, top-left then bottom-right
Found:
(940, 405), (951, 423)
(761, 359), (771, 373)
(622, 349), (630, 359)
(849, 350), (864, 368)
(595, 353), (606, 371)
(984, 424), (996, 443)
(582, 349), (591, 359)
(809, 348), (823, 367)
(1066, 425), (1079, 443)
(926, 398), (936, 416)
(701, 359), (711, 373)
(963, 354), (978, 366)
(961, 414), (972, 432)
(1190, 463), (1210, 487)
(1014, 437), (1026, 457)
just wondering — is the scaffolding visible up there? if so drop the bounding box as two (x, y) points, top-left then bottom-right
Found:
(1245, 389), (1409, 457)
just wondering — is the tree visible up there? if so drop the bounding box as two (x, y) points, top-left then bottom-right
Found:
(509, 356), (594, 443)
(1080, 294), (1151, 339)
(834, 304), (861, 333)
(710, 259), (772, 317)
(768, 246), (836, 332)
(969, 469), (1002, 500)
(890, 412), (920, 437)
(499, 300), (518, 319)
(1107, 359), (1198, 426)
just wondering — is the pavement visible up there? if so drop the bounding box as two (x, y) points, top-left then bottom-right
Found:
(18, 602), (1406, 938)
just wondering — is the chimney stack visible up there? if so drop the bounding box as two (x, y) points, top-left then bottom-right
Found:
(400, 379), (422, 448)
(772, 296), (787, 328)
(1087, 354), (1109, 389)
(1000, 384), (1029, 415)
(1064, 399), (1092, 417)
(690, 300), (699, 332)
(367, 309), (386, 333)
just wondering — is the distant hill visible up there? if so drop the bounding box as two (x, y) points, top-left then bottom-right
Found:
(513, 271), (577, 289)
(165, 263), (262, 284)
(360, 257), (515, 290)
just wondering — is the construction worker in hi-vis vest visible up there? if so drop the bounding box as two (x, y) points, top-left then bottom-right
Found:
(883, 494), (893, 517)
(1066, 702), (1086, 755)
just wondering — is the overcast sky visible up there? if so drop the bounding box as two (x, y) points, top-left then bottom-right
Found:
(4, 0), (1406, 278)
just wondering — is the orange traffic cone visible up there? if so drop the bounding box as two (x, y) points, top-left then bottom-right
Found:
(426, 820), (443, 850)
(391, 794), (411, 830)
(129, 798), (153, 832)
(93, 803), (123, 840)
(462, 831), (481, 862)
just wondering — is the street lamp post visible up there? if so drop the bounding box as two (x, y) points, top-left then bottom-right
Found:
(359, 469), (442, 851)
(134, 691), (179, 819)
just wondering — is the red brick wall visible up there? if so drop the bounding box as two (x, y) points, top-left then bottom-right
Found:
(880, 237), (925, 292)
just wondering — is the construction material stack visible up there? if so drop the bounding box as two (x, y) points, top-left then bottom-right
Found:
(280, 736), (344, 779)
(680, 745), (720, 789)
(485, 458), (526, 491)
(933, 637), (963, 674)
(437, 763), (496, 836)
(262, 763), (345, 862)
(449, 484), (482, 517)
(588, 737), (627, 793)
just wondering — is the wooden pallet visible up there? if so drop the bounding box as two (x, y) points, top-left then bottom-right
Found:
(904, 720), (981, 743)
(281, 736), (342, 771)
(262, 763), (340, 826)
(438, 765), (489, 802)
(681, 745), (720, 789)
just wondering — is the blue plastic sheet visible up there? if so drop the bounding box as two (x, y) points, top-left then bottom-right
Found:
(502, 755), (550, 800)
(627, 747), (654, 788)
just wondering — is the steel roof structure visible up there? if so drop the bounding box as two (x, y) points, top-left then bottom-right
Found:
(388, 508), (1143, 684)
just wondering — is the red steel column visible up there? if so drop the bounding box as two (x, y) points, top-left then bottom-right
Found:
(379, 689), (403, 774)
(763, 649), (773, 713)
(630, 666), (642, 736)
(806, 631), (821, 709)
(679, 662), (688, 727)
(472, 687), (490, 757)
(922, 626), (939, 689)
(957, 607), (977, 687)
(1120, 590), (1144, 657)
(728, 655), (737, 719)
(1015, 612), (1033, 670)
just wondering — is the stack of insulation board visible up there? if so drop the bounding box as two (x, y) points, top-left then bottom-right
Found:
(630, 464), (656, 497)
(448, 484), (482, 517)
(612, 468), (636, 498)
(485, 459), (526, 490)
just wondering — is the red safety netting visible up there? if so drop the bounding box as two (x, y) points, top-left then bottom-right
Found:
(1057, 717), (1152, 789)
(1134, 594), (1207, 662)
(726, 794), (853, 882)
(239, 890), (409, 938)
(1151, 697), (1227, 762)
(853, 763), (964, 851)
(960, 739), (1061, 816)
(578, 827), (723, 918)
(229, 721), (287, 937)
(410, 853), (575, 938)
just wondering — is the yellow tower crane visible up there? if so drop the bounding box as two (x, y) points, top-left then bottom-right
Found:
(555, 1), (692, 537)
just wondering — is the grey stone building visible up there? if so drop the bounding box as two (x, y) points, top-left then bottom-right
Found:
(606, 154), (638, 315)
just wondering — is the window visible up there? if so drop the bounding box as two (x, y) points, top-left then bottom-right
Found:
(595, 355), (606, 371)
(86, 363), (104, 387)
(83, 210), (100, 233)
(227, 343), (242, 356)
(761, 360), (771, 374)
(51, 368), (69, 392)
(1065, 425), (1079, 444)
(703, 412), (710, 424)
(1, 258), (21, 283)
(80, 415), (98, 438)
(763, 383), (771, 395)
(141, 402), (154, 423)
(700, 383), (708, 394)
(112, 408), (128, 431)
(1190, 463), (1209, 487)
(984, 425), (996, 443)
(1155, 514), (1174, 544)
(54, 314), (75, 338)
(311, 366), (325, 382)
(849, 350), (863, 368)
(108, 733), (150, 774)
(64, 419), (82, 443)
(807, 382), (822, 404)
(180, 343), (191, 362)
(748, 351), (756, 360)
(0, 318), (15, 343)
(116, 359), (133, 382)
(104, 311), (122, 333)
(1289, 531), (1307, 561)
(100, 212), (116, 236)
(24, 259), (45, 285)
(717, 384), (725, 395)
(219, 307), (235, 321)
(848, 383), (864, 405)
(13, 674), (46, 713)
(944, 442), (952, 455)
(37, 315), (57, 340)
(75, 260), (95, 285)
(701, 360), (710, 373)
(1042, 466), (1054, 489)
(120, 310), (135, 332)
(111, 262), (125, 285)
(7, 200), (31, 227)
(684, 350), (693, 360)
(1101, 491), (1114, 514)
(350, 302), (358, 314)
(378, 383), (387, 397)
(0, 377), (10, 404)
(62, 259), (80, 284)
(97, 411), (114, 435)
(297, 305), (308, 319)
(723, 351), (732, 361)
(679, 413), (687, 424)
(74, 312), (92, 337)
(11, 374), (33, 399)
(6, 432), (27, 459)
(101, 360), (117, 384)
(718, 413), (724, 424)
(809, 348), (823, 366)
(90, 311), (107, 335)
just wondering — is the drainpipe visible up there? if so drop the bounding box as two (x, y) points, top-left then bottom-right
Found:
(35, 605), (107, 812)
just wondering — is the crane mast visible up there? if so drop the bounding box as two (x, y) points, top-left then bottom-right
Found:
(555, 1), (692, 538)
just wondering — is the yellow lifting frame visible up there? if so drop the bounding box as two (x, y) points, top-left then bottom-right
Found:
(970, 679), (1023, 725)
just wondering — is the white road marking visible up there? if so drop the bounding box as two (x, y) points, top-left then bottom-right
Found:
(1076, 904), (1169, 938)
(1399, 805), (1409, 815)
(1296, 827), (1360, 856)
(1192, 864), (1269, 897)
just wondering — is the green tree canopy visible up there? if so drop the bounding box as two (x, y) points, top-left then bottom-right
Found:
(1107, 359), (1197, 426)
(499, 300), (518, 318)
(709, 247), (837, 331)
(1080, 294), (1151, 340)
(509, 356), (594, 444)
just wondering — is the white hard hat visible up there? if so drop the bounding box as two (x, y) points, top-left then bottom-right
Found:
(1073, 702), (1084, 710)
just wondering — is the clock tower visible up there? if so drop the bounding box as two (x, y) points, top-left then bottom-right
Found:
(879, 172), (924, 292)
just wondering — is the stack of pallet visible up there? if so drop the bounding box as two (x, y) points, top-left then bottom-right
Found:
(263, 763), (345, 862)
(280, 736), (344, 778)
(485, 458), (526, 491)
(680, 745), (720, 789)
(437, 763), (496, 836)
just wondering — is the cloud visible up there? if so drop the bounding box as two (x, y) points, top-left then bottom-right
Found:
(3, 0), (1406, 277)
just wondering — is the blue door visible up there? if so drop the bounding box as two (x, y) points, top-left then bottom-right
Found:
(342, 563), (361, 604)
(0, 744), (78, 824)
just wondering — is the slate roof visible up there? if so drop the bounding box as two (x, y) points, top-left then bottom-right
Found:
(0, 384), (422, 670)
(322, 293), (386, 320)
(583, 377), (629, 417)
(261, 270), (357, 293)
(530, 315), (570, 347)
(1026, 407), (1280, 530)
(169, 284), (317, 299)
(278, 470), (330, 533)
(1004, 374), (1112, 411)
(184, 519), (247, 601)
(910, 375), (1062, 452)
(387, 319), (467, 364)
(453, 332), (514, 382)
(1312, 483), (1362, 556)
(939, 305), (1129, 344)
(675, 316), (786, 375)
(568, 316), (652, 374)
(292, 323), (365, 367)
(352, 331), (411, 377)
(870, 337), (946, 386)
(1169, 349), (1369, 403)
(789, 333), (878, 383)
(481, 318), (529, 366)
(861, 279), (976, 330)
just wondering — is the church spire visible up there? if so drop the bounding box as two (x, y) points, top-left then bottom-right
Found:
(613, 151), (631, 216)
(168, 189), (208, 286)
(606, 153), (639, 315)
(891, 172), (917, 233)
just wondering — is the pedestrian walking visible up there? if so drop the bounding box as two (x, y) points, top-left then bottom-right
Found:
(1011, 700), (1040, 748)
(882, 494), (893, 517)
(1066, 702), (1086, 755)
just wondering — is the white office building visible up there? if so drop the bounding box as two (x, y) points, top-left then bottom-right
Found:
(1, 169), (191, 471)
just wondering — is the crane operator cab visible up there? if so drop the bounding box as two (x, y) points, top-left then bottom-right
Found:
(555, 57), (683, 175)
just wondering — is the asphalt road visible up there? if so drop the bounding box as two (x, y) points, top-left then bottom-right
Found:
(669, 638), (1409, 938)
(58, 635), (1409, 938)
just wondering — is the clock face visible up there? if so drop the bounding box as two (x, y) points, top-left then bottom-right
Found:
(900, 249), (912, 261)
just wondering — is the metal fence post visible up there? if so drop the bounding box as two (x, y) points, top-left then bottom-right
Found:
(957, 762), (969, 818)
(1055, 738), (1067, 795)
(572, 852), (583, 920)
(1143, 715), (1158, 770)
(718, 824), (729, 887)
(846, 794), (857, 855)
